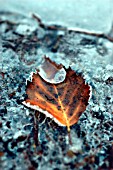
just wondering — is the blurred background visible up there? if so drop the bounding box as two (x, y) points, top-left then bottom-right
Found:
(0, 0), (113, 33)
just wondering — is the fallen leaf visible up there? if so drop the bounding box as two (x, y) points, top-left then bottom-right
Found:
(23, 58), (91, 131)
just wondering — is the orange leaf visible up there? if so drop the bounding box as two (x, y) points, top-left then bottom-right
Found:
(23, 58), (91, 131)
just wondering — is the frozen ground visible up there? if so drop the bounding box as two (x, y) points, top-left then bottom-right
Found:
(0, 1), (113, 170)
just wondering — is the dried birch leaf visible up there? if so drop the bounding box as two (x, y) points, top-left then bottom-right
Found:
(23, 58), (91, 131)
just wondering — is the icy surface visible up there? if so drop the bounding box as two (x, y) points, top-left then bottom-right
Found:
(38, 57), (66, 84)
(0, 5), (113, 170)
